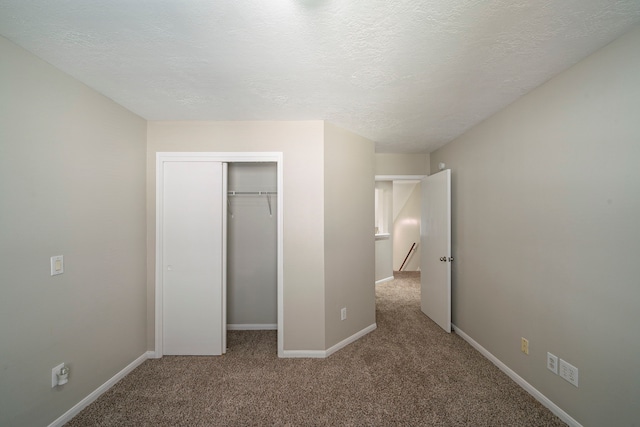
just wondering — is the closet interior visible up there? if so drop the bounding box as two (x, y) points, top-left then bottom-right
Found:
(226, 162), (278, 331)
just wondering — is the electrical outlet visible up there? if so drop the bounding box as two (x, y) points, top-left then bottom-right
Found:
(340, 307), (347, 321)
(547, 352), (558, 374)
(559, 359), (579, 387)
(521, 337), (529, 355)
(52, 363), (65, 388)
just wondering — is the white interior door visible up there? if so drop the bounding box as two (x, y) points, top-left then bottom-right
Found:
(162, 161), (225, 355)
(420, 169), (451, 332)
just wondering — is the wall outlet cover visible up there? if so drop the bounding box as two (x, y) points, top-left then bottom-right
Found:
(547, 352), (558, 374)
(52, 363), (65, 388)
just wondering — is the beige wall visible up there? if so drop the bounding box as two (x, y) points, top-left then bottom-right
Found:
(430, 26), (640, 426)
(374, 238), (393, 281)
(323, 123), (376, 348)
(0, 37), (147, 426)
(146, 121), (327, 351)
(375, 153), (430, 176)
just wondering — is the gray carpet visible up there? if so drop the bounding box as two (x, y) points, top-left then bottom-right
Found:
(66, 272), (566, 426)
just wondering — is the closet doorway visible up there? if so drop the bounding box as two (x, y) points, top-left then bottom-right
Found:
(155, 152), (284, 358)
(227, 162), (278, 331)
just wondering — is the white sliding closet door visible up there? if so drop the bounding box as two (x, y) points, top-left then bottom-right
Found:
(162, 161), (226, 355)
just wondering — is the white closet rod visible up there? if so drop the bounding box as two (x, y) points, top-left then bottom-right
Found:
(227, 191), (277, 195)
(227, 191), (276, 216)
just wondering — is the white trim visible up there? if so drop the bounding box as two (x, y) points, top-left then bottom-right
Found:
(276, 154), (284, 357)
(281, 323), (377, 358)
(375, 175), (426, 181)
(48, 352), (149, 427)
(155, 157), (164, 358)
(222, 162), (228, 354)
(375, 276), (394, 285)
(227, 324), (278, 330)
(146, 350), (160, 359)
(156, 152), (284, 358)
(325, 323), (377, 357)
(452, 325), (583, 427)
(281, 350), (327, 358)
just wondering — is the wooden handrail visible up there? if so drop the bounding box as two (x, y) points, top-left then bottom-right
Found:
(399, 242), (417, 271)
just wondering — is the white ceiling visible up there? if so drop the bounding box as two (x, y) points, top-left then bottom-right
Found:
(1, 1), (639, 153)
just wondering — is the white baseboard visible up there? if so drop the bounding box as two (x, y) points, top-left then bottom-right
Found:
(281, 323), (377, 359)
(452, 324), (582, 427)
(146, 350), (160, 359)
(227, 323), (277, 330)
(280, 349), (327, 358)
(375, 276), (394, 285)
(48, 351), (149, 427)
(325, 323), (377, 357)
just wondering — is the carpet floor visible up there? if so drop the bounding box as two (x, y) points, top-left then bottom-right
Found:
(66, 272), (566, 426)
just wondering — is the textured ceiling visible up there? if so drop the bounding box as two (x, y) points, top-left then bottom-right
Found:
(1, 1), (639, 153)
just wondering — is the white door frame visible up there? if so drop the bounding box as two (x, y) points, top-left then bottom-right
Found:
(156, 152), (284, 357)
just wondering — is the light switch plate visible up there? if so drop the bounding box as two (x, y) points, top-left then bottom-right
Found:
(50, 255), (64, 276)
(559, 358), (579, 387)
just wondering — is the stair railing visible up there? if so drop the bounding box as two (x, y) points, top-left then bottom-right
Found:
(399, 242), (417, 271)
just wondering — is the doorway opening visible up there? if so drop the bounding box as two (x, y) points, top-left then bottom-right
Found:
(391, 180), (422, 273)
(375, 175), (425, 285)
(375, 171), (452, 333)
